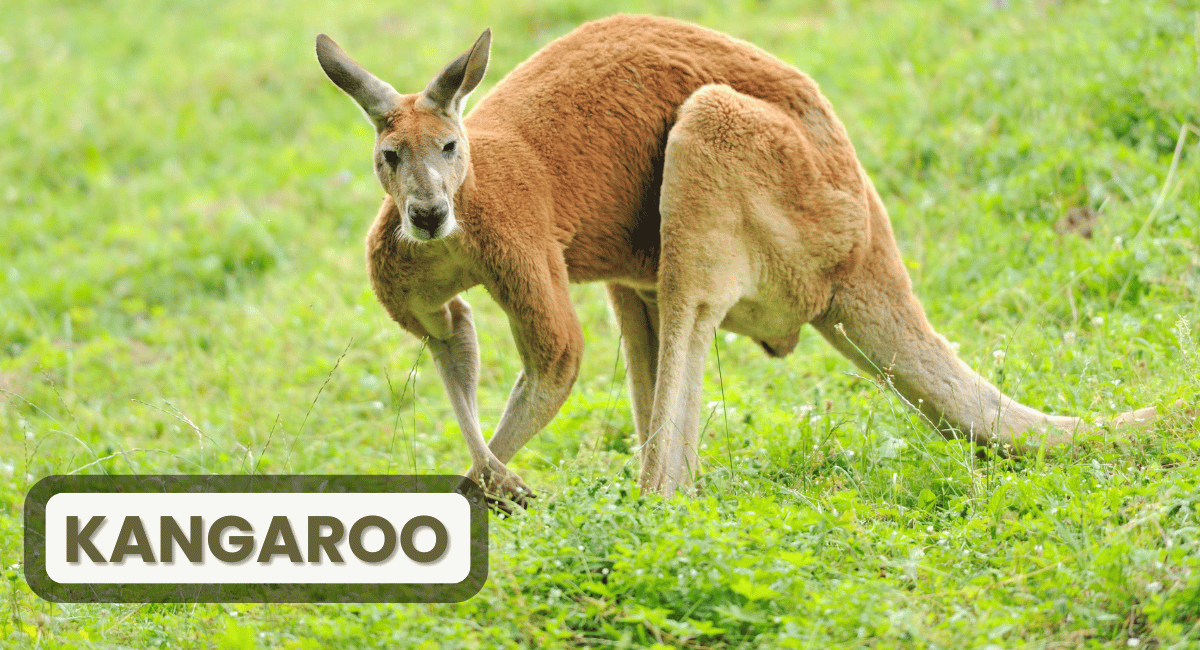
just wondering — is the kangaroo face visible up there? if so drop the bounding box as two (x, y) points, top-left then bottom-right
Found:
(316, 29), (491, 242)
(376, 102), (469, 242)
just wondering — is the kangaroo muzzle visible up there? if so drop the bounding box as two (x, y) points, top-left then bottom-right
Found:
(405, 199), (453, 241)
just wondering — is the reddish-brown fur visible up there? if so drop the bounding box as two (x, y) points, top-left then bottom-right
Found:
(317, 15), (1166, 501)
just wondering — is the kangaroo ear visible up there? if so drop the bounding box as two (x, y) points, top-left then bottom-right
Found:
(421, 28), (491, 116)
(316, 34), (401, 130)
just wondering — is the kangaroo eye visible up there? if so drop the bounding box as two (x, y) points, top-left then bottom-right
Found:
(442, 140), (457, 154)
(381, 150), (399, 167)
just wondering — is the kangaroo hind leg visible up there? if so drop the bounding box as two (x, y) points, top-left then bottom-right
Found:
(645, 84), (807, 495)
(607, 283), (659, 464)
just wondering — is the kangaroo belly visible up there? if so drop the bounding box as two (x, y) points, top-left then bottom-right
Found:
(720, 301), (805, 358)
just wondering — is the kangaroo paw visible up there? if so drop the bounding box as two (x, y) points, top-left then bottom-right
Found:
(467, 459), (536, 515)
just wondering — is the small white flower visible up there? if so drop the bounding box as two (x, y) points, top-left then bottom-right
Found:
(723, 332), (737, 344)
(992, 350), (1005, 364)
(1063, 331), (1076, 345)
(1092, 316), (1105, 327)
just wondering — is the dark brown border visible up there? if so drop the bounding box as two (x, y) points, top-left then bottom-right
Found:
(24, 475), (488, 603)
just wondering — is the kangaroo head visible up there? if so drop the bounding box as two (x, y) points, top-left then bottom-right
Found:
(316, 29), (491, 242)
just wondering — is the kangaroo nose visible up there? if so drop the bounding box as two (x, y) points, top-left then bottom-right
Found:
(407, 202), (449, 236)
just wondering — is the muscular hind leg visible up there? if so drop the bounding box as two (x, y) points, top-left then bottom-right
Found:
(644, 178), (745, 494)
(644, 93), (791, 494)
(645, 84), (818, 494)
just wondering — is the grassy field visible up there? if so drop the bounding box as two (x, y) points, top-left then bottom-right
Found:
(2, 0), (1199, 647)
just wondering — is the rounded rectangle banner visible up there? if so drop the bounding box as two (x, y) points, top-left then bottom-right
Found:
(24, 475), (488, 603)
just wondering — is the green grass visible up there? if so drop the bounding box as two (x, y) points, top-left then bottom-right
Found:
(2, 0), (1199, 647)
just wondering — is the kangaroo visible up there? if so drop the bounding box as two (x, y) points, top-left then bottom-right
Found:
(316, 14), (1164, 503)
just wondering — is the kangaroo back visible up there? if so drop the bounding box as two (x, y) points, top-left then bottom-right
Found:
(464, 15), (863, 287)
